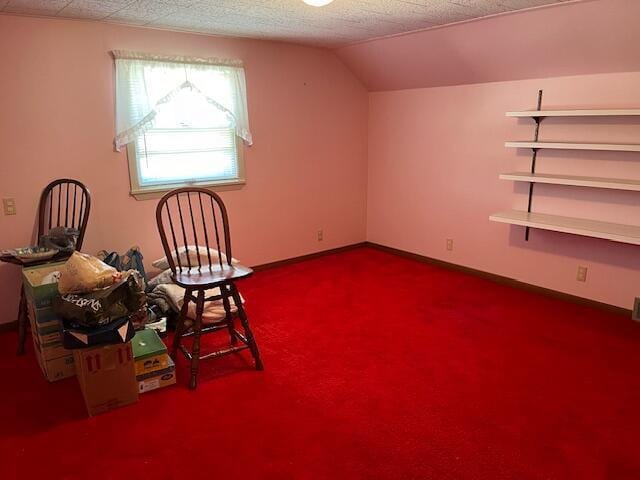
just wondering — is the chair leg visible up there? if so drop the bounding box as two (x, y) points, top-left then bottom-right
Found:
(17, 285), (27, 356)
(229, 283), (263, 371)
(222, 284), (237, 345)
(189, 289), (205, 390)
(171, 288), (192, 359)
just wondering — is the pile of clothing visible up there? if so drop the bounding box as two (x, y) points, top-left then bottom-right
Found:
(146, 246), (243, 326)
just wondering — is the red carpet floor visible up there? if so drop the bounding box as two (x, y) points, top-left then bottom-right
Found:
(1, 247), (639, 479)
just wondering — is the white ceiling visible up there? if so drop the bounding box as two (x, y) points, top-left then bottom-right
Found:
(0, 0), (573, 47)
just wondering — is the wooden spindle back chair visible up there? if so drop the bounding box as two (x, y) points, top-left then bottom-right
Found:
(156, 188), (263, 389)
(16, 179), (91, 354)
(37, 179), (91, 249)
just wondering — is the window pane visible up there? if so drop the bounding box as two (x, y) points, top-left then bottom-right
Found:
(154, 88), (232, 129)
(136, 127), (238, 186)
(132, 85), (241, 188)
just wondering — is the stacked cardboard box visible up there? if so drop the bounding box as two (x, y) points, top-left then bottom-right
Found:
(23, 262), (75, 382)
(73, 342), (139, 416)
(132, 329), (176, 393)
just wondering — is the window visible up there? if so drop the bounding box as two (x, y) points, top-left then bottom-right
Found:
(113, 51), (252, 199)
(127, 88), (244, 195)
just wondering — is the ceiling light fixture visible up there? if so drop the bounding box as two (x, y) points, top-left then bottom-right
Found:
(302, 0), (335, 6)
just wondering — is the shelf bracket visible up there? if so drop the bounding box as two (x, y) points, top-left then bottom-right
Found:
(525, 89), (543, 241)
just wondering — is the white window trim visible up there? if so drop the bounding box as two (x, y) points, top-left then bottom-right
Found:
(126, 136), (246, 201)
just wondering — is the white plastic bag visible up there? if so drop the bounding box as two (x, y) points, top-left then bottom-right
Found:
(58, 252), (118, 294)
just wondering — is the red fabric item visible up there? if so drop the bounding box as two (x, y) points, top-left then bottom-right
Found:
(1, 247), (639, 479)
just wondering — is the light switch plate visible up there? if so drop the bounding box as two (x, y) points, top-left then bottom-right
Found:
(576, 266), (587, 282)
(2, 198), (16, 216)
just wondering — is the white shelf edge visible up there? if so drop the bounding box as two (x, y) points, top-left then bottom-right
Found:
(506, 109), (640, 118)
(489, 210), (640, 246)
(505, 141), (640, 152)
(499, 172), (640, 192)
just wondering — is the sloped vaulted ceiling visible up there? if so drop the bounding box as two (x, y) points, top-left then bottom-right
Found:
(334, 0), (640, 91)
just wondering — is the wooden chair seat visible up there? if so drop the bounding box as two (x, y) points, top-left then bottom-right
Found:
(173, 263), (253, 289)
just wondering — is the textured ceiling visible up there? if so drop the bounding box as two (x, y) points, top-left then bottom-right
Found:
(0, 0), (572, 47)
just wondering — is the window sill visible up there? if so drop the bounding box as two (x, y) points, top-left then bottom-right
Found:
(130, 178), (246, 200)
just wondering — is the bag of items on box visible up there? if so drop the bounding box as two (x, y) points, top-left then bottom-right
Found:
(52, 251), (146, 349)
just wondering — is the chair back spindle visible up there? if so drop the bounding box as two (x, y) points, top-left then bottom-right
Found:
(38, 179), (91, 250)
(156, 188), (233, 274)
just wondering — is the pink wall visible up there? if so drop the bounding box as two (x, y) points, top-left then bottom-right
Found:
(336, 0), (640, 91)
(2, 0), (639, 326)
(0, 15), (368, 324)
(367, 71), (640, 309)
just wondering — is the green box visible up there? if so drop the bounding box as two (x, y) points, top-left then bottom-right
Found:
(132, 329), (167, 360)
(22, 262), (65, 309)
(132, 329), (169, 376)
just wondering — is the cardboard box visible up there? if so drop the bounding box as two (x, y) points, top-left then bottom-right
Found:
(26, 303), (60, 325)
(27, 304), (76, 382)
(22, 262), (75, 382)
(131, 329), (169, 376)
(33, 319), (63, 344)
(73, 342), (139, 416)
(28, 307), (63, 345)
(28, 308), (67, 358)
(32, 335), (70, 362)
(22, 262), (65, 308)
(32, 337), (76, 381)
(137, 358), (176, 393)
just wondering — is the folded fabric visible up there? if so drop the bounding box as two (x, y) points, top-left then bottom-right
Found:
(147, 269), (174, 291)
(152, 245), (239, 270)
(146, 290), (172, 315)
(151, 283), (243, 324)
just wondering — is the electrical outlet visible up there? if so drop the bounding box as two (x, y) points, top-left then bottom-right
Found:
(446, 239), (453, 251)
(2, 198), (16, 216)
(317, 230), (323, 241)
(633, 298), (640, 322)
(576, 266), (588, 282)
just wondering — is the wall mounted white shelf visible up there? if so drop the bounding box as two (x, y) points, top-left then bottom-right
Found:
(505, 141), (640, 152)
(492, 90), (640, 243)
(499, 172), (640, 192)
(506, 109), (640, 118)
(490, 211), (640, 246)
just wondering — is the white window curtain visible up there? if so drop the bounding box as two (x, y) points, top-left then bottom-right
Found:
(112, 50), (252, 151)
